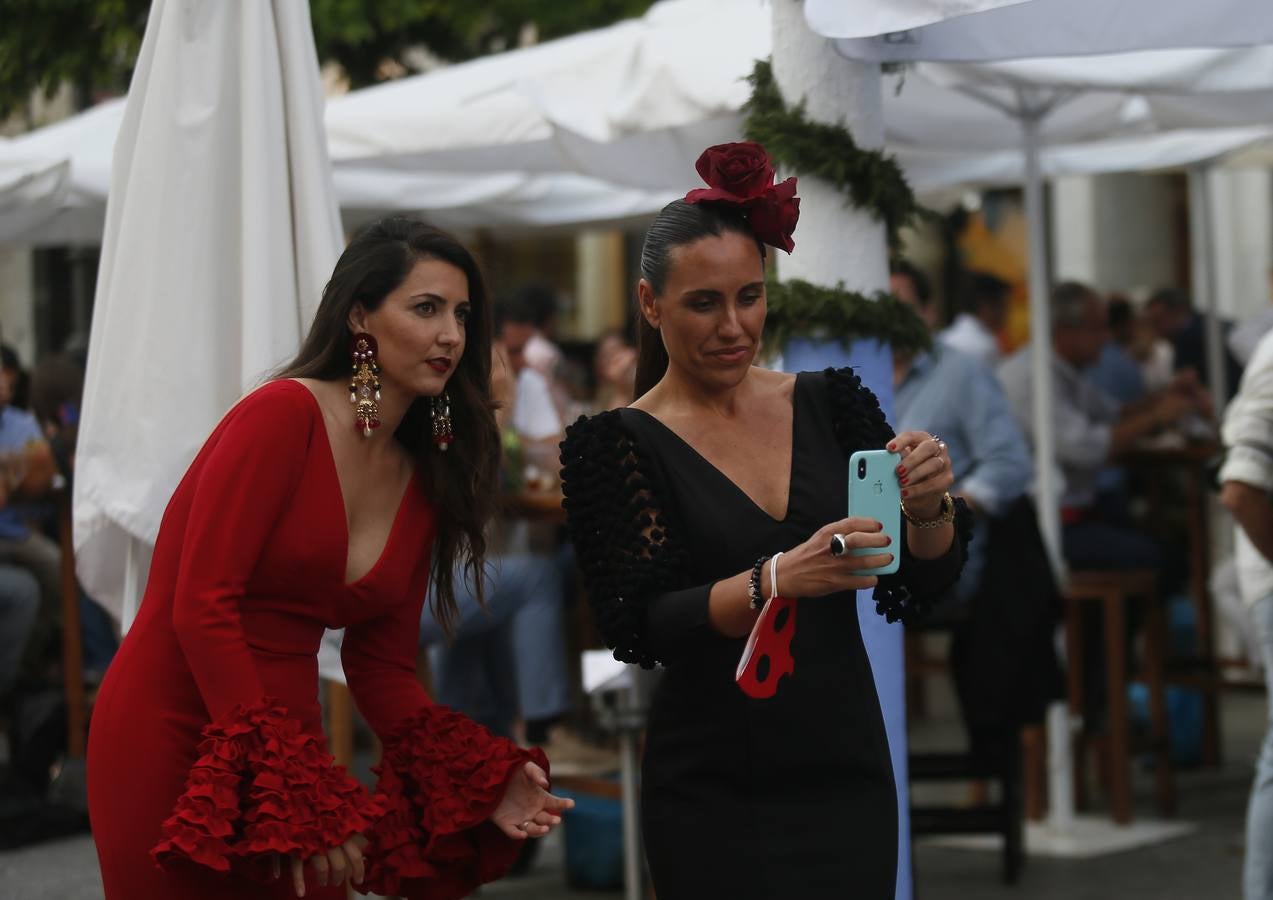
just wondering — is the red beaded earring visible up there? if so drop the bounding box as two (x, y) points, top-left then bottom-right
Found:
(349, 333), (381, 437)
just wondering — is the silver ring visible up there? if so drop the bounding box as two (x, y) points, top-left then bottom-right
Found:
(520, 820), (533, 831)
(830, 534), (848, 557)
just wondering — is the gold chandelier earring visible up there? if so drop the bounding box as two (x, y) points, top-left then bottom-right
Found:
(431, 392), (453, 451)
(349, 333), (381, 438)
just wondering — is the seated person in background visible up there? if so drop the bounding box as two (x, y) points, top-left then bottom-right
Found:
(998, 281), (1205, 571)
(0, 368), (59, 683)
(591, 330), (637, 412)
(940, 270), (1011, 368)
(29, 353), (117, 677)
(420, 328), (612, 774)
(502, 284), (572, 421)
(1086, 294), (1147, 406)
(0, 565), (38, 697)
(1146, 285), (1243, 399)
(891, 259), (1033, 603)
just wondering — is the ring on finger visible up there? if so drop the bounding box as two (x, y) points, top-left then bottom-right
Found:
(830, 534), (849, 557)
(520, 820), (533, 831)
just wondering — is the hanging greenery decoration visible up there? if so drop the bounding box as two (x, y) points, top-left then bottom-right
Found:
(744, 59), (926, 252)
(764, 276), (931, 357)
(744, 58), (931, 349)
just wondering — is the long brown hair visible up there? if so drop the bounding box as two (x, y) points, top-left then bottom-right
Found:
(634, 199), (765, 398)
(277, 216), (499, 633)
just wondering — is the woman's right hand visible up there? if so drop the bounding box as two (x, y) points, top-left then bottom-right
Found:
(770, 517), (893, 599)
(271, 834), (367, 897)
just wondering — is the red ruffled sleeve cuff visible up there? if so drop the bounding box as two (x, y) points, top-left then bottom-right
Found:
(151, 697), (383, 878)
(356, 704), (549, 900)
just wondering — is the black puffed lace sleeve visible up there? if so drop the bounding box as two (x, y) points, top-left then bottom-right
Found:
(823, 366), (974, 625)
(561, 411), (705, 668)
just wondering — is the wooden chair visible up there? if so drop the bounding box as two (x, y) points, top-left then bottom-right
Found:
(1062, 569), (1175, 824)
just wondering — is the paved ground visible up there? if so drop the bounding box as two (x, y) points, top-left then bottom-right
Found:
(2, 685), (1264, 899)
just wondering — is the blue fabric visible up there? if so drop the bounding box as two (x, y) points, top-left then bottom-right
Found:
(419, 553), (571, 738)
(1086, 343), (1146, 407)
(782, 336), (913, 900)
(894, 346), (1033, 601)
(0, 408), (43, 541)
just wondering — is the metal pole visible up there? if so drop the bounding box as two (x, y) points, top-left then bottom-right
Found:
(619, 717), (643, 900)
(1188, 164), (1228, 412)
(1022, 104), (1077, 830)
(1022, 111), (1063, 578)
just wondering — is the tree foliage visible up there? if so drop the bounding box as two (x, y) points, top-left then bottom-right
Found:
(0, 0), (655, 118)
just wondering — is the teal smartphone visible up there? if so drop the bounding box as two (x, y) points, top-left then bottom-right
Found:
(845, 449), (903, 576)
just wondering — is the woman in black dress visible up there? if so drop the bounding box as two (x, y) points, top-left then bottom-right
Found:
(560, 143), (970, 899)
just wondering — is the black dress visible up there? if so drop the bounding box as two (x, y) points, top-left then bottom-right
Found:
(560, 368), (971, 900)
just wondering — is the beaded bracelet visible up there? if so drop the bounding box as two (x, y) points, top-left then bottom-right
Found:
(748, 556), (770, 611)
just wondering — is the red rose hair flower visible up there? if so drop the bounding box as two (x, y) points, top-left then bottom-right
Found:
(683, 141), (800, 253)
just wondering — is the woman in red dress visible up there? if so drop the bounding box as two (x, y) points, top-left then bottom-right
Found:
(87, 217), (572, 899)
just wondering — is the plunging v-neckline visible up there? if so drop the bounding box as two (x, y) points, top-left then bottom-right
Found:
(289, 380), (417, 587)
(625, 372), (801, 523)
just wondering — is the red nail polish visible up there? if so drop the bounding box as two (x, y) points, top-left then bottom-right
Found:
(897, 465), (906, 475)
(901, 489), (909, 497)
(885, 536), (892, 545)
(900, 477), (909, 485)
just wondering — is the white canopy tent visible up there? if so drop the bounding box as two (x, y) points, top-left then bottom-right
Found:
(812, 0), (1273, 61)
(812, 0), (1273, 846)
(74, 0), (343, 630)
(0, 98), (675, 246)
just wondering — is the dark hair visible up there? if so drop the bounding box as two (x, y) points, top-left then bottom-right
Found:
(961, 270), (1011, 316)
(1107, 295), (1134, 331)
(1050, 280), (1101, 330)
(509, 282), (559, 329)
(276, 216), (499, 634)
(0, 344), (30, 410)
(634, 199), (765, 398)
(1147, 287), (1193, 314)
(889, 258), (932, 307)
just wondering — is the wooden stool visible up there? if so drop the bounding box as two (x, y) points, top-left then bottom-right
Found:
(1062, 569), (1175, 824)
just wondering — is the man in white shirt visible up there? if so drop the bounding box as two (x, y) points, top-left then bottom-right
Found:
(1219, 328), (1273, 900)
(940, 271), (1010, 368)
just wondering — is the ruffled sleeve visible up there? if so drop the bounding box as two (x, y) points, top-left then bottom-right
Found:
(561, 410), (706, 668)
(357, 705), (548, 900)
(823, 366), (974, 625)
(151, 697), (382, 878)
(336, 536), (546, 899)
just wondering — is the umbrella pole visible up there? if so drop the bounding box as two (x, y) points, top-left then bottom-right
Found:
(1188, 164), (1227, 411)
(1021, 107), (1076, 832)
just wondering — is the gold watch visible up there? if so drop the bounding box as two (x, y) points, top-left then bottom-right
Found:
(901, 492), (956, 528)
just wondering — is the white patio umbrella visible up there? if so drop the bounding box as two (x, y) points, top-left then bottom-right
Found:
(812, 0), (1273, 61)
(74, 0), (341, 630)
(813, 0), (1273, 843)
(324, 0), (769, 189)
(0, 97), (674, 246)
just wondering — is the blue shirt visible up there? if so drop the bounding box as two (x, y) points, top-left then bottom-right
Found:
(895, 346), (1034, 601)
(895, 346), (1033, 517)
(1086, 342), (1145, 407)
(0, 407), (45, 541)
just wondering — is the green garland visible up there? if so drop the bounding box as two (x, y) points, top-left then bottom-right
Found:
(764, 276), (931, 357)
(743, 58), (931, 349)
(744, 59), (925, 252)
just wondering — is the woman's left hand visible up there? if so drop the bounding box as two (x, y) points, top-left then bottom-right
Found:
(490, 760), (575, 839)
(887, 430), (954, 519)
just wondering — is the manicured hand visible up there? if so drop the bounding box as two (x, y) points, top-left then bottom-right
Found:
(888, 431), (954, 519)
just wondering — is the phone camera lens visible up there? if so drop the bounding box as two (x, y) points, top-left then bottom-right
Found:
(857, 459), (867, 479)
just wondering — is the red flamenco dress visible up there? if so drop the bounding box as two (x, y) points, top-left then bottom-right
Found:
(87, 380), (546, 899)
